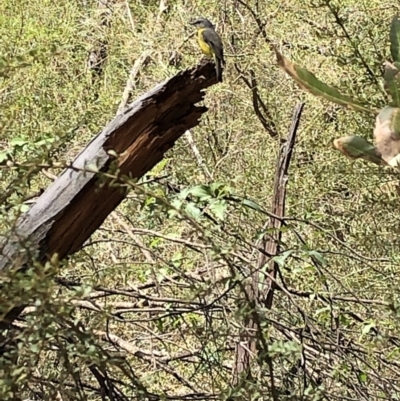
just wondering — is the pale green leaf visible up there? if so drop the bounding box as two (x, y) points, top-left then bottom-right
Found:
(10, 137), (28, 147)
(209, 200), (227, 220)
(0, 152), (9, 163)
(308, 250), (327, 265)
(384, 62), (400, 106)
(275, 48), (376, 114)
(333, 136), (384, 165)
(362, 322), (375, 335)
(272, 250), (294, 268)
(149, 157), (170, 176)
(185, 202), (202, 220)
(19, 204), (30, 213)
(188, 185), (212, 200)
(390, 15), (400, 62)
(358, 372), (368, 384)
(178, 187), (191, 200)
(243, 199), (263, 212)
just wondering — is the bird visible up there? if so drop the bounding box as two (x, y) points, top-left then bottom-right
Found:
(190, 17), (225, 82)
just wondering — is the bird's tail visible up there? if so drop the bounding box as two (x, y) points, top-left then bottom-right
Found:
(214, 55), (223, 83)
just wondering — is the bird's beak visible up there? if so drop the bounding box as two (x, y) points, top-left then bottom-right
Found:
(189, 20), (196, 25)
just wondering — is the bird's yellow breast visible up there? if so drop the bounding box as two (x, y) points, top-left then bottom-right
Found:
(197, 28), (213, 56)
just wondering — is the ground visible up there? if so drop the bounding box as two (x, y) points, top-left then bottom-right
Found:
(1, 0), (400, 400)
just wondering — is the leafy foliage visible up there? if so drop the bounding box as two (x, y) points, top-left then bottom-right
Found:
(278, 13), (400, 172)
(1, 1), (400, 401)
(275, 48), (375, 114)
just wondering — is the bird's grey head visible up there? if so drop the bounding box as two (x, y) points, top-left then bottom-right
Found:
(190, 18), (215, 29)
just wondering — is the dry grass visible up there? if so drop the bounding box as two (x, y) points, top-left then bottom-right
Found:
(1, 0), (400, 399)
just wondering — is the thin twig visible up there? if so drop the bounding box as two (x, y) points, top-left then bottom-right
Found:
(234, 64), (278, 137)
(116, 50), (152, 115)
(183, 130), (213, 180)
(125, 0), (135, 31)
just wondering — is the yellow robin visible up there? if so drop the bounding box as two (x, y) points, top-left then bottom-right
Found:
(190, 17), (225, 82)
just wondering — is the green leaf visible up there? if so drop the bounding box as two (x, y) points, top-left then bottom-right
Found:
(170, 198), (182, 208)
(275, 48), (376, 114)
(10, 137), (29, 147)
(189, 185), (212, 200)
(362, 322), (375, 335)
(332, 136), (384, 166)
(272, 250), (294, 268)
(168, 199), (182, 218)
(390, 15), (400, 62)
(185, 202), (202, 220)
(358, 372), (368, 384)
(243, 198), (263, 212)
(210, 182), (230, 197)
(149, 237), (162, 248)
(209, 200), (227, 220)
(149, 158), (170, 176)
(308, 250), (327, 266)
(178, 187), (191, 200)
(19, 204), (30, 213)
(144, 196), (156, 207)
(0, 152), (10, 163)
(210, 182), (225, 192)
(384, 62), (400, 106)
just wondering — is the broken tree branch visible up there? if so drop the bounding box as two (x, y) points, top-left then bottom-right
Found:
(0, 60), (219, 325)
(232, 102), (304, 388)
(262, 102), (304, 308)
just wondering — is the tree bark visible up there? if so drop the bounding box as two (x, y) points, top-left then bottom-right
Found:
(0, 60), (218, 324)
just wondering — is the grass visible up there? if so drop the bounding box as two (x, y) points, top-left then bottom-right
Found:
(1, 0), (400, 399)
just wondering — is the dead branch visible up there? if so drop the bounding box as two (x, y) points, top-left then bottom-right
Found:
(261, 103), (304, 308)
(183, 129), (213, 180)
(0, 60), (219, 326)
(232, 103), (304, 388)
(116, 50), (152, 115)
(234, 64), (278, 138)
